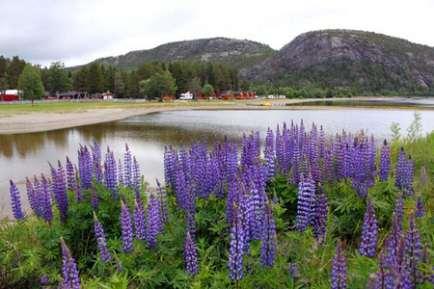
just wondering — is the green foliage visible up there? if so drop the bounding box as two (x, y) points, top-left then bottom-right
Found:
(140, 70), (177, 99)
(1, 135), (433, 289)
(326, 181), (366, 243)
(42, 62), (72, 94)
(17, 64), (45, 101)
(406, 112), (422, 141)
(202, 83), (215, 97)
(390, 122), (401, 141)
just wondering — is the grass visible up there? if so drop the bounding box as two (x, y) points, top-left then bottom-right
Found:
(0, 99), (246, 114)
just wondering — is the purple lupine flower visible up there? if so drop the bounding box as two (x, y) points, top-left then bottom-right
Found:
(404, 156), (414, 196)
(264, 128), (275, 181)
(132, 156), (141, 197)
(226, 177), (240, 225)
(123, 144), (133, 187)
(65, 157), (76, 192)
(395, 148), (414, 195)
(133, 198), (146, 240)
(359, 201), (378, 257)
(371, 255), (396, 289)
(403, 215), (423, 286)
(379, 140), (390, 182)
(90, 187), (99, 210)
(120, 200), (133, 253)
(74, 169), (82, 201)
(146, 194), (162, 248)
(78, 145), (92, 189)
(118, 158), (123, 186)
(239, 186), (253, 253)
(382, 213), (404, 270)
(40, 275), (49, 286)
(51, 161), (68, 222)
(228, 207), (245, 281)
(260, 203), (277, 267)
(104, 148), (118, 198)
(9, 180), (24, 220)
(184, 230), (199, 276)
(60, 238), (81, 289)
(32, 177), (44, 217)
(25, 177), (38, 216)
(395, 147), (406, 188)
(415, 197), (425, 218)
(91, 142), (103, 183)
(156, 179), (168, 224)
(40, 175), (53, 223)
(288, 262), (300, 279)
(295, 173), (316, 231)
(393, 195), (404, 234)
(313, 187), (328, 244)
(93, 213), (112, 263)
(331, 241), (347, 289)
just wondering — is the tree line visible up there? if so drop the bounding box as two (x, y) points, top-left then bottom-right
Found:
(0, 55), (244, 100)
(71, 61), (242, 99)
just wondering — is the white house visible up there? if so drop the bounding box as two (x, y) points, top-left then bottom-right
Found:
(179, 91), (193, 100)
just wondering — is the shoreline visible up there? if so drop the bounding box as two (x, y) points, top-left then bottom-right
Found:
(1, 97), (433, 135)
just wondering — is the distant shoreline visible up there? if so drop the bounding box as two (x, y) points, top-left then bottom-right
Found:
(0, 97), (433, 135)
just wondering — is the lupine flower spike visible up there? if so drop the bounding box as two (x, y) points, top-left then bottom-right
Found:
(359, 200), (378, 257)
(331, 241), (347, 289)
(184, 230), (199, 276)
(134, 198), (146, 240)
(9, 180), (24, 220)
(60, 238), (81, 289)
(93, 212), (112, 263)
(120, 200), (133, 252)
(228, 206), (245, 281)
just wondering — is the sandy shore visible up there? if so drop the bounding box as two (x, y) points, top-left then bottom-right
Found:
(0, 107), (166, 134)
(0, 100), (304, 134)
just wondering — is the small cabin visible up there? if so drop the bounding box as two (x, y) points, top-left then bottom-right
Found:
(0, 89), (20, 101)
(179, 91), (193, 100)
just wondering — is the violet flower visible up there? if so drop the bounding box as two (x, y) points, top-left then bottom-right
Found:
(359, 201), (378, 257)
(331, 241), (347, 289)
(93, 213), (112, 263)
(184, 230), (199, 276)
(295, 173), (316, 231)
(9, 180), (24, 220)
(60, 238), (81, 289)
(120, 200), (133, 253)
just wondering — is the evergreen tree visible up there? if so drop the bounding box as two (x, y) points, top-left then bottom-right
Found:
(114, 71), (126, 98)
(73, 68), (88, 92)
(188, 77), (202, 99)
(87, 63), (103, 94)
(6, 56), (26, 88)
(126, 71), (140, 98)
(45, 62), (72, 95)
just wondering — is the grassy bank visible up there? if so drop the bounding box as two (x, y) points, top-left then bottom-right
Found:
(0, 99), (247, 114)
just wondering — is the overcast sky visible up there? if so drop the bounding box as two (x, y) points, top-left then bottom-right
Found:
(1, 0), (433, 67)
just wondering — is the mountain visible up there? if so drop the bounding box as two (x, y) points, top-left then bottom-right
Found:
(91, 37), (275, 69)
(241, 29), (434, 93)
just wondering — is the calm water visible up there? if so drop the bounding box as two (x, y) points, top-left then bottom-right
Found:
(1, 108), (434, 217)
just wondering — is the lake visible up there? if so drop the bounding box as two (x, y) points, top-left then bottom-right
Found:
(1, 106), (434, 217)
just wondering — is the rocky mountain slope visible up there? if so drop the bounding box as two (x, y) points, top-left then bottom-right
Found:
(93, 37), (275, 69)
(242, 30), (434, 93)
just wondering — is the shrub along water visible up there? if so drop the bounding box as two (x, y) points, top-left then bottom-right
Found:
(0, 122), (433, 289)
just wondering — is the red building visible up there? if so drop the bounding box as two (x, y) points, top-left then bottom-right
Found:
(0, 90), (20, 101)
